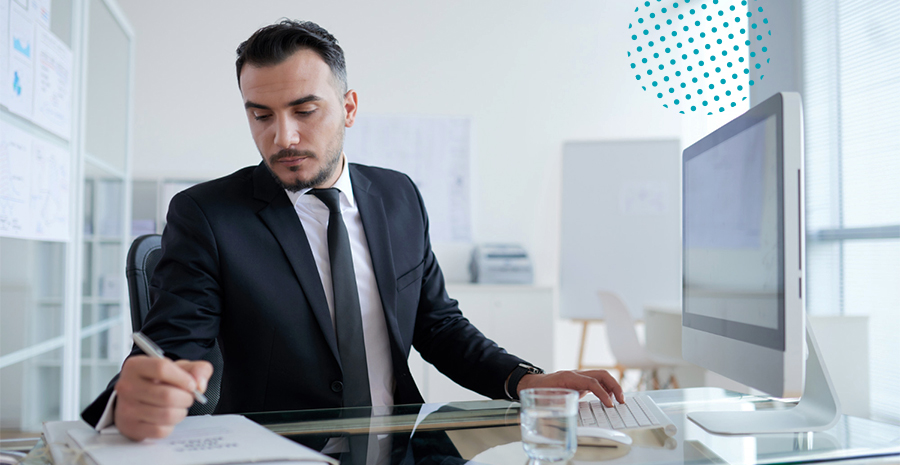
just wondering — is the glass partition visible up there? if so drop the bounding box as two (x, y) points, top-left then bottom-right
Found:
(0, 0), (133, 436)
(0, 348), (64, 435)
(83, 0), (130, 172)
(0, 240), (66, 354)
(79, 324), (124, 411)
(79, 160), (129, 409)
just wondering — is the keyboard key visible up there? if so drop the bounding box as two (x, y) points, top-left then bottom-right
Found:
(589, 401), (612, 428)
(604, 405), (626, 429)
(579, 404), (595, 426)
(616, 404), (639, 428)
(579, 406), (597, 426)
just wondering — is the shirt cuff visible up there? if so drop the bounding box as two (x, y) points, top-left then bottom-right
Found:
(94, 391), (117, 431)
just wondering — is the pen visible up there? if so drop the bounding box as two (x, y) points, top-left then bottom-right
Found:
(132, 332), (208, 405)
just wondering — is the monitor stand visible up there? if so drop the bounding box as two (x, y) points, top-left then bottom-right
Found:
(688, 320), (842, 435)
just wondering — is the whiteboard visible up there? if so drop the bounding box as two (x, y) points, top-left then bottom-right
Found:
(560, 140), (682, 319)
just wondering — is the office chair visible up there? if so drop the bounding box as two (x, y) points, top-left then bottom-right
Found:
(588, 291), (683, 390)
(126, 234), (223, 415)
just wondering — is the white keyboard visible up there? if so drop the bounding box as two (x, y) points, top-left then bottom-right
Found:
(577, 393), (677, 437)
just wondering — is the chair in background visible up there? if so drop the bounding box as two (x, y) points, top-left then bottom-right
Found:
(126, 234), (223, 415)
(577, 291), (683, 390)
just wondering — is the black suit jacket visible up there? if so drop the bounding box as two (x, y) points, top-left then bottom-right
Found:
(83, 162), (525, 425)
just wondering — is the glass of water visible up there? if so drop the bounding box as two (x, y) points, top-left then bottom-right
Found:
(519, 388), (578, 462)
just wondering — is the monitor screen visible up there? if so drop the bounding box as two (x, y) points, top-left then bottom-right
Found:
(683, 114), (784, 352)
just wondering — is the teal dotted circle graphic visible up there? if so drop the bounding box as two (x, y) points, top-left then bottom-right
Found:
(629, 0), (770, 114)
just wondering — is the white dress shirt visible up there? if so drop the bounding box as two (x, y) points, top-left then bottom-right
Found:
(96, 154), (395, 430)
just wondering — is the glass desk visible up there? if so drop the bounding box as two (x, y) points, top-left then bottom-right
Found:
(14, 388), (900, 464)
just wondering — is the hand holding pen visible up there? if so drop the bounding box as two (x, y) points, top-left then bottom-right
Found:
(112, 333), (214, 441)
(132, 332), (208, 404)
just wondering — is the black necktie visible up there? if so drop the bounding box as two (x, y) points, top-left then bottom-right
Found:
(308, 188), (372, 408)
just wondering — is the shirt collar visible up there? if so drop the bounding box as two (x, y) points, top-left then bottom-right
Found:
(285, 153), (355, 209)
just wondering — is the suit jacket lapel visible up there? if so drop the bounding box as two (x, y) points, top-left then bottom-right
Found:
(252, 163), (341, 367)
(349, 166), (404, 349)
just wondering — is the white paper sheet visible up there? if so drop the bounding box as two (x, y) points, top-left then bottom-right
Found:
(0, 121), (32, 238)
(343, 115), (472, 242)
(0, 0), (11, 109)
(68, 415), (336, 465)
(29, 0), (49, 29)
(0, 121), (70, 241)
(7, 2), (34, 119)
(30, 137), (69, 240)
(33, 26), (71, 139)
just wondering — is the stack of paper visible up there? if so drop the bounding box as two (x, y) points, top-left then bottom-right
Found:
(43, 415), (336, 465)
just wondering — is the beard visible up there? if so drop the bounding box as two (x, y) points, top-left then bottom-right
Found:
(264, 126), (344, 192)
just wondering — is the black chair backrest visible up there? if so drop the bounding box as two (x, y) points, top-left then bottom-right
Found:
(126, 234), (163, 332)
(126, 234), (222, 415)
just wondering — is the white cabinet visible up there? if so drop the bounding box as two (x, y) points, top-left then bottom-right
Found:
(408, 284), (554, 403)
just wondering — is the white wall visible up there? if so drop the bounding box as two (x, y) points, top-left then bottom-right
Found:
(117, 0), (699, 286)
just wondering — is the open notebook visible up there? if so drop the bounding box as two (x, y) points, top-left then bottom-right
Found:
(43, 415), (336, 465)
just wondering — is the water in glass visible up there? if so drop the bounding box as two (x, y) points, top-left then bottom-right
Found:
(520, 388), (577, 462)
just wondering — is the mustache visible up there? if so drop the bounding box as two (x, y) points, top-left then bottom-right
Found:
(269, 149), (316, 162)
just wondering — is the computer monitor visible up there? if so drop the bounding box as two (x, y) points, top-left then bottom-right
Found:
(681, 92), (841, 435)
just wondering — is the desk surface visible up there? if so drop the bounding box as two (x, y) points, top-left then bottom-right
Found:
(18, 388), (900, 465)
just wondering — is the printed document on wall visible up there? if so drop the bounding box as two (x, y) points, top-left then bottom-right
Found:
(343, 115), (471, 242)
(0, 122), (32, 238)
(30, 138), (69, 240)
(6, 2), (34, 119)
(29, 0), (50, 29)
(0, 122), (70, 241)
(33, 27), (72, 139)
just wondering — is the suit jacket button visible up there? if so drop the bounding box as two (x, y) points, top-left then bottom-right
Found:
(331, 381), (343, 393)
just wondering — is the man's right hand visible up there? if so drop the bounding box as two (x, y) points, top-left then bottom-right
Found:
(113, 355), (213, 441)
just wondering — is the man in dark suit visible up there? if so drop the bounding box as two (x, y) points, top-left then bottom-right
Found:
(82, 20), (624, 441)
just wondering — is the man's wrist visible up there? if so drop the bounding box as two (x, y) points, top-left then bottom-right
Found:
(505, 363), (544, 400)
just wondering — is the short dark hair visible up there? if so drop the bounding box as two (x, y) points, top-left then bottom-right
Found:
(235, 20), (347, 94)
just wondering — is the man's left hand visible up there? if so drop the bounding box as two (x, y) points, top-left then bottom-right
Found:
(516, 370), (625, 407)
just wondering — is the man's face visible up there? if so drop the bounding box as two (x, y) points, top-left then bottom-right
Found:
(240, 49), (357, 191)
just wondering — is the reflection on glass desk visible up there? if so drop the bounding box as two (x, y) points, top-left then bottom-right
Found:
(16, 388), (900, 465)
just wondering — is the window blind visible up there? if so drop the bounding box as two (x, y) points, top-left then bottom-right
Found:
(802, 0), (900, 424)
